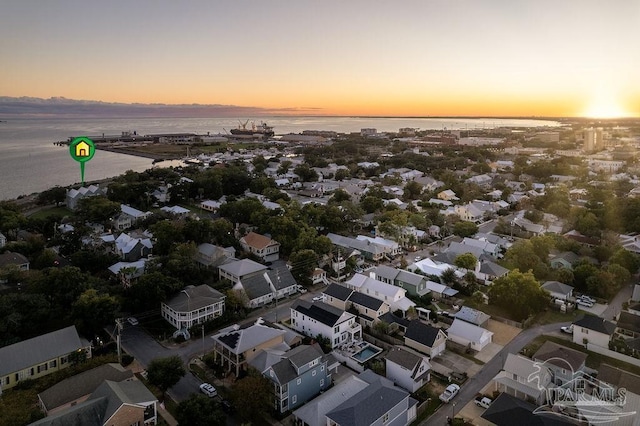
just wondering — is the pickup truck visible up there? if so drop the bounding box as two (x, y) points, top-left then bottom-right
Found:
(439, 384), (460, 403)
(474, 396), (492, 409)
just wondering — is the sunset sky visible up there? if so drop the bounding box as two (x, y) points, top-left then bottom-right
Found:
(1, 0), (639, 117)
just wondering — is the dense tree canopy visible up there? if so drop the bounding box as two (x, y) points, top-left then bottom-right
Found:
(488, 269), (549, 321)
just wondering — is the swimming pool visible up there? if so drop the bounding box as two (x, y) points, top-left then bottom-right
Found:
(352, 344), (382, 363)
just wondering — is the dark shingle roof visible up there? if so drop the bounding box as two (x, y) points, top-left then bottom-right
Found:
(323, 283), (353, 301)
(241, 273), (273, 299)
(379, 312), (411, 329)
(164, 284), (225, 312)
(38, 364), (133, 411)
(482, 392), (575, 426)
(532, 341), (587, 372)
(573, 315), (616, 335)
(292, 300), (345, 327)
(326, 381), (408, 426)
(404, 321), (443, 347)
(617, 311), (640, 334)
(267, 261), (298, 290)
(598, 364), (640, 395)
(348, 292), (385, 311)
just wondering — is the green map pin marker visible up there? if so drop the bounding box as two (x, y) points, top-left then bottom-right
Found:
(69, 137), (96, 185)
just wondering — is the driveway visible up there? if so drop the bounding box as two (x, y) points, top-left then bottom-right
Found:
(576, 302), (607, 316)
(430, 351), (483, 378)
(474, 342), (502, 363)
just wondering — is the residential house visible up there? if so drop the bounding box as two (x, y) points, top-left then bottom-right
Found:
(0, 251), (30, 271)
(161, 284), (225, 330)
(424, 280), (459, 300)
(66, 185), (105, 210)
(549, 251), (580, 270)
(322, 283), (354, 311)
(290, 300), (361, 349)
(239, 232), (281, 263)
(404, 321), (447, 358)
(345, 273), (416, 316)
(108, 259), (147, 288)
(461, 237), (501, 258)
(218, 258), (268, 283)
(356, 235), (402, 258)
(447, 319), (493, 352)
(0, 326), (92, 392)
(200, 199), (224, 212)
(532, 341), (587, 386)
(347, 291), (390, 327)
(616, 311), (640, 339)
(437, 189), (459, 201)
(195, 243), (236, 269)
(370, 265), (430, 297)
(597, 364), (640, 426)
(311, 268), (328, 285)
(159, 205), (190, 217)
(454, 203), (485, 223)
(481, 392), (576, 426)
(235, 263), (298, 308)
(385, 346), (431, 393)
(454, 306), (490, 327)
(211, 318), (289, 376)
(327, 233), (386, 262)
(492, 353), (552, 405)
(261, 345), (331, 413)
(114, 232), (152, 261)
(293, 370), (417, 426)
(410, 258), (463, 281)
(113, 204), (151, 230)
(572, 315), (616, 348)
(31, 379), (157, 426)
(475, 260), (509, 285)
(541, 281), (574, 301)
(37, 363), (133, 415)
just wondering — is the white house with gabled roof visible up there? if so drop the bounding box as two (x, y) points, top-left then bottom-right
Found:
(290, 300), (361, 348)
(345, 273), (416, 316)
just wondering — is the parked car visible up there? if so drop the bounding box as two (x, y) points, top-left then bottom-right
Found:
(474, 396), (493, 409)
(312, 296), (325, 302)
(127, 317), (139, 326)
(415, 256), (422, 261)
(439, 384), (460, 403)
(199, 383), (217, 397)
(561, 325), (573, 334)
(296, 285), (308, 294)
(578, 295), (596, 304)
(576, 299), (594, 308)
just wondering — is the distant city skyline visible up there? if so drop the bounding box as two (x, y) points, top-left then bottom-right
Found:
(1, 1), (639, 118)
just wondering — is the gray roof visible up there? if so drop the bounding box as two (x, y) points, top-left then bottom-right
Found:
(454, 306), (491, 326)
(31, 380), (156, 426)
(0, 251), (29, 267)
(617, 311), (640, 334)
(163, 285), (225, 313)
(266, 262), (298, 290)
(241, 273), (273, 299)
(373, 265), (399, 281)
(323, 283), (354, 301)
(348, 291), (385, 311)
(541, 281), (574, 295)
(479, 260), (509, 277)
(269, 345), (323, 385)
(213, 318), (286, 354)
(218, 258), (267, 278)
(326, 380), (408, 426)
(0, 326), (87, 377)
(396, 269), (425, 286)
(598, 364), (640, 395)
(385, 346), (429, 378)
(38, 364), (133, 411)
(532, 341), (587, 372)
(89, 380), (156, 422)
(573, 315), (616, 335)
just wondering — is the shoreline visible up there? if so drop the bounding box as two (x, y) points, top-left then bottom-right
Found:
(96, 146), (176, 161)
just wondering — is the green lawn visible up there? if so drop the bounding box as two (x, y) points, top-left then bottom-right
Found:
(531, 308), (580, 326)
(28, 206), (72, 220)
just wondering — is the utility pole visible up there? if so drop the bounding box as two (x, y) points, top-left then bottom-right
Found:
(201, 325), (205, 360)
(274, 270), (280, 323)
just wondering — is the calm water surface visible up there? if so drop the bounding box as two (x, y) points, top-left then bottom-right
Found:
(0, 116), (561, 200)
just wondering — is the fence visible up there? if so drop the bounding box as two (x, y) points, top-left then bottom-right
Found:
(491, 315), (523, 329)
(586, 343), (640, 368)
